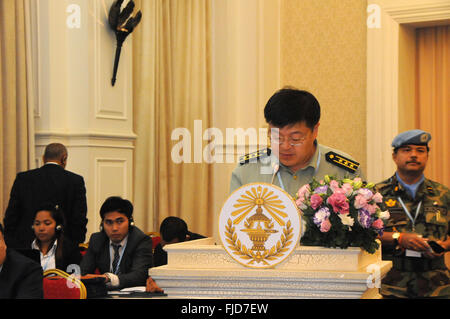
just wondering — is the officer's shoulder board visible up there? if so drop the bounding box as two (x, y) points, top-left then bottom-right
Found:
(325, 151), (359, 174)
(239, 148), (271, 165)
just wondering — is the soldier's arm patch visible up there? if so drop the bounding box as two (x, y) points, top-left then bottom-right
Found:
(325, 151), (359, 174)
(239, 148), (271, 165)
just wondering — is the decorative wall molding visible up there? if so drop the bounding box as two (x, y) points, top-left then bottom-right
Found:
(94, 157), (129, 229)
(35, 130), (137, 143)
(383, 0), (450, 24)
(93, 0), (133, 122)
(366, 0), (450, 182)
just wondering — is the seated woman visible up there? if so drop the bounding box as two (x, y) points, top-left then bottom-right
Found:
(31, 203), (81, 272)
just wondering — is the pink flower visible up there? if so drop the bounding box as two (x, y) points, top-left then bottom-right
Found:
(320, 218), (331, 232)
(296, 197), (307, 210)
(354, 194), (368, 209)
(341, 183), (353, 197)
(366, 203), (378, 215)
(358, 188), (373, 200)
(329, 180), (340, 193)
(297, 184), (311, 201)
(310, 194), (323, 209)
(332, 188), (346, 195)
(372, 192), (383, 203)
(372, 219), (384, 230)
(327, 192), (349, 214)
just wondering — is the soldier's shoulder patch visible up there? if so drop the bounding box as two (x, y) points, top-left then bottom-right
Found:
(325, 151), (359, 174)
(385, 199), (397, 207)
(239, 148), (271, 165)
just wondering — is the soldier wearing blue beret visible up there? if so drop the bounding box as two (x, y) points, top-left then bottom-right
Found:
(376, 129), (450, 298)
(391, 129), (431, 150)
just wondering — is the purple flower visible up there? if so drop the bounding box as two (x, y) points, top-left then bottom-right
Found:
(358, 188), (374, 200)
(358, 208), (373, 229)
(313, 207), (331, 226)
(314, 185), (328, 194)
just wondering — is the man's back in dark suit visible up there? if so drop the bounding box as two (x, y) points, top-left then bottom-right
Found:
(3, 143), (88, 249)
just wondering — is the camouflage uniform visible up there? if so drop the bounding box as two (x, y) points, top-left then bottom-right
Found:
(376, 174), (450, 298)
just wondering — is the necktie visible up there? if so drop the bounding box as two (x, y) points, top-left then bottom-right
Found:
(111, 244), (121, 275)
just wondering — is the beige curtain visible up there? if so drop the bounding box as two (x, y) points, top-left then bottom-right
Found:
(133, 0), (212, 236)
(415, 25), (450, 188)
(0, 0), (31, 218)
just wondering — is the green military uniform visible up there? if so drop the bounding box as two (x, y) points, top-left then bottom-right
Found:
(376, 174), (450, 298)
(230, 142), (364, 198)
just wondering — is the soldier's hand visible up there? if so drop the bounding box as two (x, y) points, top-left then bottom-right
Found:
(422, 239), (446, 259)
(398, 233), (431, 252)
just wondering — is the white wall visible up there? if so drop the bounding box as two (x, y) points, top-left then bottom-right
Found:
(28, 0), (135, 239)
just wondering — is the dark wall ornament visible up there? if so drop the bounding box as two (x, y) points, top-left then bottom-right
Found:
(109, 0), (142, 86)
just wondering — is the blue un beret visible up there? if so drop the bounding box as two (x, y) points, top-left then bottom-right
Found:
(391, 129), (431, 149)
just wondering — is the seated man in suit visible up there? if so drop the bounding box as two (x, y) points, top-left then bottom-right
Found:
(80, 196), (153, 290)
(0, 223), (43, 299)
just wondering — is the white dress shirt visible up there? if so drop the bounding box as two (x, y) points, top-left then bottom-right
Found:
(32, 239), (57, 271)
(106, 235), (128, 288)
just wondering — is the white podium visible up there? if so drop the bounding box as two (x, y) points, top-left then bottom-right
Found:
(149, 237), (392, 299)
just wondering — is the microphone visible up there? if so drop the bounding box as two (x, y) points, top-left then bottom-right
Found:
(271, 163), (280, 184)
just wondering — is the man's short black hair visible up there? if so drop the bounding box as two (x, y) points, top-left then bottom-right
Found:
(160, 217), (188, 242)
(264, 88), (321, 130)
(100, 196), (133, 220)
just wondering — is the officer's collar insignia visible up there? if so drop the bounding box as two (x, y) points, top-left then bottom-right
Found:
(385, 199), (396, 207)
(325, 151), (359, 173)
(239, 148), (271, 165)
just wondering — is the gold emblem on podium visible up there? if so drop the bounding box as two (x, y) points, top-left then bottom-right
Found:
(219, 183), (301, 268)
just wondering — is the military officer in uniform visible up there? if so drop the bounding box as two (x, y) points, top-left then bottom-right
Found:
(230, 88), (364, 197)
(376, 129), (450, 298)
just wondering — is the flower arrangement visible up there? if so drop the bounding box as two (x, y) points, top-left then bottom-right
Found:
(296, 175), (390, 254)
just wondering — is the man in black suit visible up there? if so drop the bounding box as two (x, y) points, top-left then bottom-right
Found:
(3, 143), (88, 249)
(80, 196), (153, 290)
(0, 223), (43, 299)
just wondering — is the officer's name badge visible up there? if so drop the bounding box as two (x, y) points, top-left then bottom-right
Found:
(218, 183), (301, 268)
